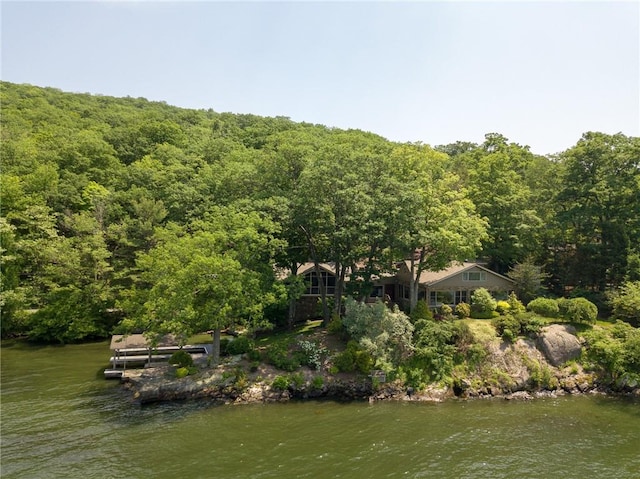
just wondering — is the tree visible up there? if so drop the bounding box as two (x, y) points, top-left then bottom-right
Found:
(124, 232), (260, 364)
(392, 144), (488, 311)
(609, 281), (640, 327)
(123, 207), (283, 363)
(291, 131), (394, 323)
(464, 135), (543, 272)
(555, 132), (640, 291)
(507, 258), (548, 304)
(342, 298), (414, 372)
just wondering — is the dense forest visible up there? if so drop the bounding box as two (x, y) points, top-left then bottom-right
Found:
(1, 81), (639, 344)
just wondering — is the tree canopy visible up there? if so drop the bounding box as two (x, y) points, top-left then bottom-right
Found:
(1, 81), (639, 342)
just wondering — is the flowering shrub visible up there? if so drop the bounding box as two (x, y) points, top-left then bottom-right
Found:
(297, 339), (328, 370)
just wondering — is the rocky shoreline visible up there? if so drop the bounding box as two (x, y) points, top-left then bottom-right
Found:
(121, 358), (636, 406)
(120, 324), (639, 405)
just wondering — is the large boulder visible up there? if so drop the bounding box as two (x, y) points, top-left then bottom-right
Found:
(537, 324), (582, 366)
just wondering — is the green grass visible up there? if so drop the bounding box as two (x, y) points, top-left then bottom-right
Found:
(187, 332), (238, 344)
(255, 320), (323, 346)
(186, 320), (324, 347)
(462, 319), (497, 343)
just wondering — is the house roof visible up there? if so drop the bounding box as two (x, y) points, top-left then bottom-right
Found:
(275, 262), (338, 280)
(281, 262), (394, 281)
(405, 261), (515, 286)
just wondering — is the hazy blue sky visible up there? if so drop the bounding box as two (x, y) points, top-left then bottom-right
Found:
(2, 1), (638, 155)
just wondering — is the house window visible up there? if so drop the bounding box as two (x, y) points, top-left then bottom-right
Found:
(429, 291), (437, 305)
(429, 291), (453, 305)
(303, 271), (335, 295)
(401, 285), (410, 300)
(455, 290), (469, 304)
(370, 285), (384, 298)
(463, 271), (486, 281)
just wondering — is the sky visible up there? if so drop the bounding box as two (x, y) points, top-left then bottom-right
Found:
(1, 1), (638, 155)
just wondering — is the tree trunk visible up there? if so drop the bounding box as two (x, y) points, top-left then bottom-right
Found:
(287, 261), (299, 330)
(211, 328), (221, 366)
(332, 261), (347, 326)
(287, 298), (297, 330)
(409, 248), (426, 312)
(313, 259), (330, 325)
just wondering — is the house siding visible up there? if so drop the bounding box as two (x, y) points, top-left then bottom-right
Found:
(430, 266), (512, 292)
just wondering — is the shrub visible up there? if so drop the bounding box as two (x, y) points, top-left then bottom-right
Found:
(327, 315), (345, 335)
(226, 336), (255, 355)
(516, 313), (545, 336)
(559, 297), (598, 324)
(175, 367), (190, 379)
(219, 338), (231, 356)
(452, 320), (474, 348)
(492, 314), (520, 338)
(507, 292), (526, 314)
(609, 281), (640, 327)
(410, 301), (433, 322)
(412, 319), (458, 382)
(495, 301), (511, 315)
(527, 297), (559, 318)
(455, 302), (471, 319)
(581, 321), (640, 388)
(471, 288), (497, 315)
(289, 372), (305, 389)
(233, 368), (248, 390)
(501, 328), (517, 343)
(271, 375), (290, 391)
(343, 299), (414, 368)
(247, 348), (262, 361)
(265, 340), (300, 371)
(169, 350), (194, 368)
(297, 340), (328, 370)
(439, 304), (454, 320)
(470, 310), (499, 320)
(311, 375), (324, 390)
(333, 340), (373, 374)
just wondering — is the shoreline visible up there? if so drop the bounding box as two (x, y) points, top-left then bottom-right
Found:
(120, 359), (639, 406)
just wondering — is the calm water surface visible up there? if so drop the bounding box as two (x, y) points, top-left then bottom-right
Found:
(1, 340), (639, 478)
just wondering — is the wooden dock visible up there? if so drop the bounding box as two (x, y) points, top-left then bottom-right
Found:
(104, 334), (212, 379)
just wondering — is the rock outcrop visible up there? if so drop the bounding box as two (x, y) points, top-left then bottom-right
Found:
(537, 324), (582, 366)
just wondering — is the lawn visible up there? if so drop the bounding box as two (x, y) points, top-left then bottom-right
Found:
(187, 320), (324, 347)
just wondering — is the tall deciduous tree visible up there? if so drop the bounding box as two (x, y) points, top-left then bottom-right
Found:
(464, 134), (543, 272)
(392, 144), (488, 311)
(555, 132), (640, 291)
(123, 207), (283, 363)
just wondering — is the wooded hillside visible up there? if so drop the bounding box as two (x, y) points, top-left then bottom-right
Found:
(1, 81), (639, 342)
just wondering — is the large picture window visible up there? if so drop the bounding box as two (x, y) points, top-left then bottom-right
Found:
(429, 291), (453, 305)
(303, 271), (336, 295)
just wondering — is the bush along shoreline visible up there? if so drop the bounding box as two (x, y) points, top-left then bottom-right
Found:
(121, 306), (640, 405)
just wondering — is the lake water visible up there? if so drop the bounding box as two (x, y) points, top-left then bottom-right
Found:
(1, 340), (639, 478)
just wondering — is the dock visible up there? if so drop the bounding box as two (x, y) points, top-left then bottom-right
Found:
(104, 334), (212, 379)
